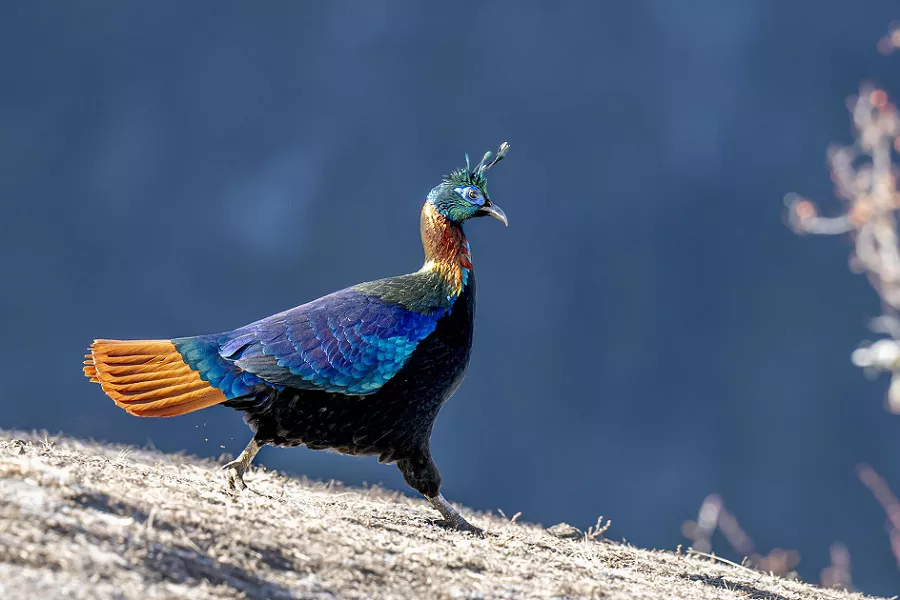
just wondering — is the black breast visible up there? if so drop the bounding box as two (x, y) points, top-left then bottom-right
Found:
(234, 274), (477, 462)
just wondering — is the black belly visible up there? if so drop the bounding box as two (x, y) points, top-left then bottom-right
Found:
(227, 278), (476, 463)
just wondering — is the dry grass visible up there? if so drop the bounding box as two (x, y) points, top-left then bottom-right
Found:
(0, 432), (886, 600)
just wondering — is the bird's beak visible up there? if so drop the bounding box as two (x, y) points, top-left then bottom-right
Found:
(476, 202), (508, 226)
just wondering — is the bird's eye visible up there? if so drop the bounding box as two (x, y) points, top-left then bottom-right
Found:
(454, 185), (484, 205)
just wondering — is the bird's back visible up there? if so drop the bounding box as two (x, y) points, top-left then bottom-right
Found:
(227, 269), (476, 462)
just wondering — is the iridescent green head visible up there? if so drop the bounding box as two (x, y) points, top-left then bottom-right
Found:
(427, 141), (509, 226)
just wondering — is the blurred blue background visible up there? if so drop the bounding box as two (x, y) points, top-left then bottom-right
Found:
(3, 1), (900, 594)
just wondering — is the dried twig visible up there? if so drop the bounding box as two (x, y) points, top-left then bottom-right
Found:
(682, 494), (801, 577)
(820, 543), (853, 590)
(858, 464), (900, 568)
(586, 516), (611, 540)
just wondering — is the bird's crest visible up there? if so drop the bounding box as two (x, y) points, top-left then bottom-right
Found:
(446, 141), (510, 188)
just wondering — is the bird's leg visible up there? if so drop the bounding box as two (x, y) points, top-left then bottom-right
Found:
(222, 437), (261, 492)
(397, 452), (483, 535)
(427, 493), (483, 535)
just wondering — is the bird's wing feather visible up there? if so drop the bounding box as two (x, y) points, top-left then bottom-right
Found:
(217, 288), (442, 395)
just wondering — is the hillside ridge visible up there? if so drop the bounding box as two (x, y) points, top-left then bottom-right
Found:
(0, 431), (883, 600)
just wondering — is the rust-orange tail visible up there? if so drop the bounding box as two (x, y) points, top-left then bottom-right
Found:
(84, 339), (227, 417)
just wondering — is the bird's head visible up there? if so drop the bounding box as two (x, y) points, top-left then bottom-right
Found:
(426, 142), (509, 226)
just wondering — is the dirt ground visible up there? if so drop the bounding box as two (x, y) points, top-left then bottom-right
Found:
(0, 431), (885, 600)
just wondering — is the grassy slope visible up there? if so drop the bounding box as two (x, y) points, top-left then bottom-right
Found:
(0, 432), (885, 600)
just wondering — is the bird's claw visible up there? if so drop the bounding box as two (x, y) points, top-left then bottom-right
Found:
(442, 515), (484, 536)
(222, 439), (260, 494)
(223, 460), (248, 494)
(428, 493), (484, 536)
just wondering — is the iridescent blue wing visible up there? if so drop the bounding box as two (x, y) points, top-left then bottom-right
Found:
(216, 288), (441, 395)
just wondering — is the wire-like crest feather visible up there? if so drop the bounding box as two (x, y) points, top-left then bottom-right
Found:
(474, 141), (510, 176)
(447, 141), (510, 188)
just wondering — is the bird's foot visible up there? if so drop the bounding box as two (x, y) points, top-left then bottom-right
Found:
(222, 460), (248, 493)
(440, 515), (484, 536)
(428, 494), (484, 536)
(222, 439), (260, 494)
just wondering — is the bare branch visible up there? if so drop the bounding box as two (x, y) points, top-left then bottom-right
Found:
(858, 464), (900, 568)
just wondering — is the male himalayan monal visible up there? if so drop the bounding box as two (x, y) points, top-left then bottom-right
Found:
(83, 142), (510, 534)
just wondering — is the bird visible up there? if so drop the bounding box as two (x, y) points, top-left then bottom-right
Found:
(83, 142), (510, 534)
